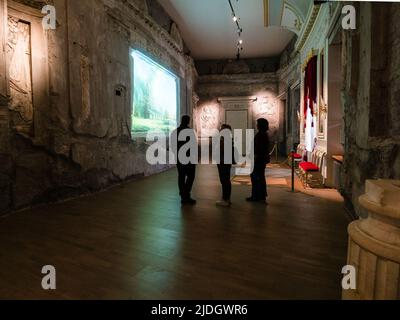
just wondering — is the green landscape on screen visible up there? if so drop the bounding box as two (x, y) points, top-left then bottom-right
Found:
(132, 50), (178, 135)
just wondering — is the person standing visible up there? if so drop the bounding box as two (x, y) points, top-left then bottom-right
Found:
(173, 115), (197, 205)
(247, 118), (270, 203)
(216, 124), (235, 207)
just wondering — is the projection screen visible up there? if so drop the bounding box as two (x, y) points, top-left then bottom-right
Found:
(131, 50), (179, 136)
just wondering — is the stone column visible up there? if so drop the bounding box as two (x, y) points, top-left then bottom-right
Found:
(0, 0), (9, 150)
(0, 0), (11, 215)
(343, 179), (400, 300)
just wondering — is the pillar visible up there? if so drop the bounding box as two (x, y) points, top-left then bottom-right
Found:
(0, 0), (9, 151)
(343, 179), (400, 300)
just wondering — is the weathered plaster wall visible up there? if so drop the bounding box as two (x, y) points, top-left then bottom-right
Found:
(195, 69), (282, 144)
(277, 51), (301, 155)
(0, 0), (197, 214)
(195, 57), (280, 76)
(146, 0), (172, 32)
(341, 2), (400, 216)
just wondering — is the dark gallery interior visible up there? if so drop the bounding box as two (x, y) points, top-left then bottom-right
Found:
(0, 0), (399, 301)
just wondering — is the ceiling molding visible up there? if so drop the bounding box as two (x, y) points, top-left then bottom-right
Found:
(295, 4), (321, 52)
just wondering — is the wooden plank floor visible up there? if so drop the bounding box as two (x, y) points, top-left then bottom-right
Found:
(0, 165), (349, 299)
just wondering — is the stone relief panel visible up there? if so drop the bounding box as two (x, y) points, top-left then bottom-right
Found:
(199, 104), (220, 137)
(7, 16), (33, 136)
(254, 96), (279, 133)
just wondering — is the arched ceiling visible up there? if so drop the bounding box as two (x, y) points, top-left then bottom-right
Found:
(159, 0), (306, 60)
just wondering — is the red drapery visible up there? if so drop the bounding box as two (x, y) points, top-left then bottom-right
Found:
(303, 56), (318, 128)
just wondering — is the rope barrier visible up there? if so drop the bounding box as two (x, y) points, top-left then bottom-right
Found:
(268, 143), (290, 166)
(269, 143), (277, 156)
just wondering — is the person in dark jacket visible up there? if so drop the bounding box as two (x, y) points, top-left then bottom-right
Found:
(216, 124), (235, 207)
(247, 118), (270, 202)
(174, 115), (197, 205)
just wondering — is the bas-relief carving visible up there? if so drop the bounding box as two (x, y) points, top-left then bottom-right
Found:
(255, 97), (279, 131)
(200, 105), (219, 137)
(257, 97), (276, 116)
(7, 16), (34, 135)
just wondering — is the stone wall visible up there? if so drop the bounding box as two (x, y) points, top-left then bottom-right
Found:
(195, 57), (280, 76)
(195, 66), (282, 145)
(277, 54), (301, 155)
(146, 0), (173, 33)
(0, 0), (197, 214)
(341, 1), (400, 216)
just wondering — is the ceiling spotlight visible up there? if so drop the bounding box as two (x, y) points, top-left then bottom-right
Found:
(229, 0), (244, 60)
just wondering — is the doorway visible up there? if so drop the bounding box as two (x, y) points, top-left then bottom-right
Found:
(226, 109), (248, 154)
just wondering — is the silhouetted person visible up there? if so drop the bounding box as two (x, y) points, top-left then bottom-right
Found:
(175, 115), (197, 205)
(247, 118), (270, 202)
(216, 124), (235, 207)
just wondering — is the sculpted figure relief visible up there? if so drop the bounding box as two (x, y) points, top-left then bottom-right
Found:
(7, 17), (34, 134)
(201, 106), (218, 130)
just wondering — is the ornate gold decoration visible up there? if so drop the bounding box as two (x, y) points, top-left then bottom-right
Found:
(295, 4), (321, 52)
(302, 49), (318, 71)
(294, 19), (302, 31)
(319, 95), (328, 115)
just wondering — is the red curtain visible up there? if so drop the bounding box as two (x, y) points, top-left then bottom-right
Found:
(303, 56), (318, 128)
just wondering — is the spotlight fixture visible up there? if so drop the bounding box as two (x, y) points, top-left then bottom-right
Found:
(228, 0), (244, 60)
